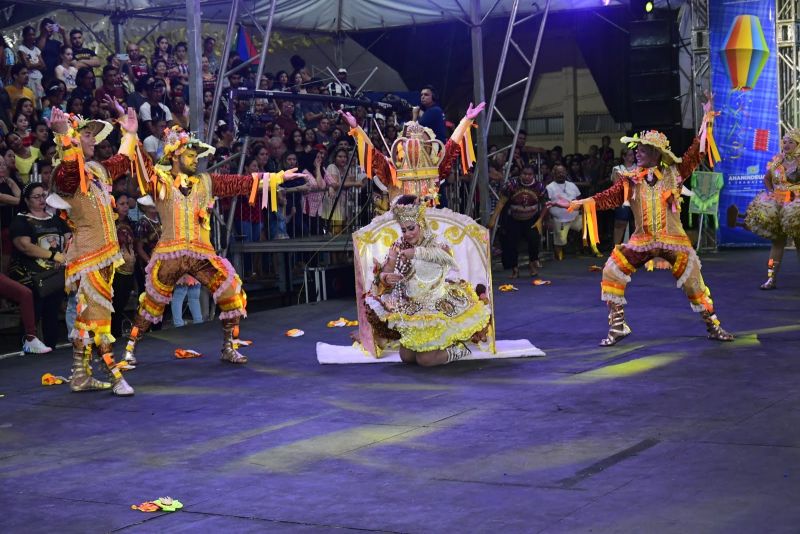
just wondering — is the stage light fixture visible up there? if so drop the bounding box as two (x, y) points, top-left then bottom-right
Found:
(630, 0), (657, 17)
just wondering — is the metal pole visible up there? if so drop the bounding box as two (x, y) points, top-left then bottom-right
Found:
(468, 0), (491, 224)
(353, 66), (379, 96)
(186, 0), (204, 137)
(483, 0), (519, 131)
(207, 0), (239, 252)
(222, 0), (278, 257)
(502, 0), (550, 187)
(204, 0), (240, 144)
(466, 0), (520, 219)
(111, 13), (124, 53)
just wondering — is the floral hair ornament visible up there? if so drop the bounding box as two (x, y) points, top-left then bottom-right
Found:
(620, 130), (681, 165)
(160, 125), (215, 165)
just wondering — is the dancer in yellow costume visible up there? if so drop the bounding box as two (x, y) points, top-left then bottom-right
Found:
(744, 129), (800, 289)
(363, 195), (490, 366)
(559, 127), (734, 346)
(49, 107), (138, 396)
(122, 126), (302, 365)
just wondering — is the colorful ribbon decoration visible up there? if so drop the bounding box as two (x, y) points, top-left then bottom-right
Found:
(350, 126), (398, 186)
(698, 99), (721, 168)
(570, 198), (600, 253)
(350, 126), (371, 177)
(124, 139), (150, 197)
(249, 173), (260, 205)
(459, 123), (477, 172)
(261, 171), (286, 212)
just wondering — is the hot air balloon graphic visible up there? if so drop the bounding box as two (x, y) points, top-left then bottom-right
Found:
(720, 14), (770, 91)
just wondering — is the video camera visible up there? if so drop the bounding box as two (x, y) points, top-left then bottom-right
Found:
(239, 112), (275, 137)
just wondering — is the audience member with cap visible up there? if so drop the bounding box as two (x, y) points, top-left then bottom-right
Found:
(327, 67), (352, 97)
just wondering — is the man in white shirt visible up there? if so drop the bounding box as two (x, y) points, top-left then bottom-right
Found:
(138, 79), (172, 124)
(545, 164), (583, 260)
(143, 119), (167, 162)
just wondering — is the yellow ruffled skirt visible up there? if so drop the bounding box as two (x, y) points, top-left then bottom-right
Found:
(366, 280), (490, 352)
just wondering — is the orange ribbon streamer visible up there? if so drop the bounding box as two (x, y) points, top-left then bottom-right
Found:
(249, 173), (260, 205)
(76, 150), (88, 193)
(572, 198), (600, 251)
(365, 146), (373, 178)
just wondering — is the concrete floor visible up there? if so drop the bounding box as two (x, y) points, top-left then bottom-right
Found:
(1, 248), (799, 533)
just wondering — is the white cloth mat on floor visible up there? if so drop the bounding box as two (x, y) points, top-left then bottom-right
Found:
(316, 339), (545, 364)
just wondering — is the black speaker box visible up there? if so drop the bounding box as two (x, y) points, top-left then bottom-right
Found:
(628, 16), (680, 127)
(630, 19), (673, 48)
(629, 71), (678, 101)
(630, 100), (681, 127)
(629, 46), (676, 74)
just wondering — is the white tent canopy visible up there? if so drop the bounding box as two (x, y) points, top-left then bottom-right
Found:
(244, 0), (624, 32)
(2, 0), (626, 32)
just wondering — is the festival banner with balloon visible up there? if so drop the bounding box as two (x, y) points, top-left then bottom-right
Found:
(709, 0), (779, 246)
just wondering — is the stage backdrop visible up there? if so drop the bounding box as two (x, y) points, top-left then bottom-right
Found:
(709, 0), (779, 246)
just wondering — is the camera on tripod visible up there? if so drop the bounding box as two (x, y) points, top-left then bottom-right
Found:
(239, 112), (275, 137)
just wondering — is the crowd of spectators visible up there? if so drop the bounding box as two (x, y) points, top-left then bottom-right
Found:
(0, 17), (457, 351)
(489, 131), (633, 265)
(0, 17), (641, 347)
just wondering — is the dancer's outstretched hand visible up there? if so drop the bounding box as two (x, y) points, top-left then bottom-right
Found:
(338, 110), (358, 129)
(282, 167), (304, 180)
(119, 107), (138, 133)
(102, 94), (125, 118)
(48, 107), (69, 135)
(466, 101), (486, 120)
(546, 198), (573, 209)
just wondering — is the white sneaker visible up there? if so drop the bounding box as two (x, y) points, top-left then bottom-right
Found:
(23, 337), (53, 354)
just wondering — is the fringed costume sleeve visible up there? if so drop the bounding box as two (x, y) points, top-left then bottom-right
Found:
(210, 173), (258, 198)
(592, 179), (626, 211)
(438, 139), (461, 180)
(677, 137), (701, 181)
(371, 150), (394, 189)
(348, 125), (397, 189)
(54, 158), (81, 194)
(101, 154), (134, 182)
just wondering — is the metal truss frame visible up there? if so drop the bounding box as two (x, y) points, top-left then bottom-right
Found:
(688, 0), (710, 131)
(776, 0), (800, 134)
(464, 0), (552, 224)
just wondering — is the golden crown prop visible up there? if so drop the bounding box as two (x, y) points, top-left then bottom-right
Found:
(390, 122), (445, 200)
